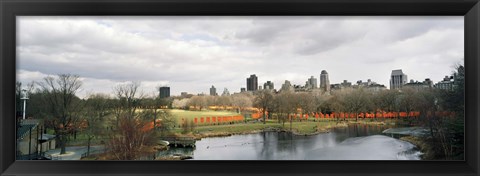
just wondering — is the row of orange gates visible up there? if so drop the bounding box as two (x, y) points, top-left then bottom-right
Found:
(184, 111), (456, 125)
(250, 111), (456, 120)
(280, 111), (455, 119)
(185, 115), (245, 124)
(285, 112), (425, 120)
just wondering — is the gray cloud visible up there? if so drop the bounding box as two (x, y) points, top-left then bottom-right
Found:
(17, 16), (463, 97)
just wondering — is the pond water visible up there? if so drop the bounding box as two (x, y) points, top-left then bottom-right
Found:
(155, 124), (422, 160)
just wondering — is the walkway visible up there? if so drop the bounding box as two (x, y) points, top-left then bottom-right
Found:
(44, 145), (105, 160)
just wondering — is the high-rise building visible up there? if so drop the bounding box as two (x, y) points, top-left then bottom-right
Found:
(405, 78), (433, 91)
(210, 85), (217, 96)
(320, 70), (330, 92)
(281, 80), (293, 92)
(159, 86), (170, 98)
(434, 76), (454, 91)
(246, 74), (258, 91)
(222, 88), (230, 96)
(306, 76), (318, 89)
(263, 81), (274, 90)
(356, 79), (377, 87)
(390, 69), (408, 90)
(424, 78), (434, 88)
(341, 80), (352, 87)
(331, 80), (352, 90)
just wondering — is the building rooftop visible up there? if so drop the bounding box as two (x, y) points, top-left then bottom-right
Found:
(391, 69), (404, 76)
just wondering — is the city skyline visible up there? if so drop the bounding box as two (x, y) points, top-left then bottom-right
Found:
(17, 16), (463, 98)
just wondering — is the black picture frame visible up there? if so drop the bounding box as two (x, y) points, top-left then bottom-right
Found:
(1, 0), (479, 175)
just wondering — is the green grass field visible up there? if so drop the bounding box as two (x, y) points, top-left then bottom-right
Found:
(167, 109), (241, 121)
(184, 123), (282, 134)
(172, 119), (343, 136)
(166, 109), (353, 134)
(66, 109), (401, 146)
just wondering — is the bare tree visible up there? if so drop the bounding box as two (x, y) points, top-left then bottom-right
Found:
(297, 92), (316, 121)
(254, 90), (274, 124)
(312, 90), (328, 114)
(408, 64), (465, 160)
(107, 81), (158, 160)
(188, 96), (207, 110)
(276, 91), (297, 128)
(232, 93), (253, 119)
(112, 81), (143, 120)
(172, 98), (189, 109)
(155, 110), (177, 136)
(107, 116), (156, 160)
(330, 89), (350, 122)
(204, 95), (217, 107)
(217, 95), (233, 109)
(342, 88), (370, 121)
(376, 89), (400, 114)
(37, 74), (83, 154)
(84, 93), (110, 156)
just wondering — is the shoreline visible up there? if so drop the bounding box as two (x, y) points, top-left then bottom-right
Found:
(192, 127), (323, 139)
(84, 120), (405, 160)
(399, 136), (432, 160)
(189, 120), (392, 140)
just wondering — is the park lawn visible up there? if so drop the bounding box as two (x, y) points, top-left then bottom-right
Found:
(192, 123), (282, 134)
(167, 109), (241, 121)
(174, 120), (345, 137)
(283, 121), (342, 135)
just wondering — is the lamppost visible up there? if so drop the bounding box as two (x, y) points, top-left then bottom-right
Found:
(21, 89), (29, 120)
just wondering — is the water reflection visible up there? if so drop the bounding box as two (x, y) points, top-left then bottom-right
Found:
(156, 124), (421, 160)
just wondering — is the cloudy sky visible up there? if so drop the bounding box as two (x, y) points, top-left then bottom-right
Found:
(17, 16), (463, 98)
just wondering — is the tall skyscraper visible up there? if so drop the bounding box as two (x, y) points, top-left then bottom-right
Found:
(222, 88), (230, 96)
(390, 69), (408, 89)
(281, 80), (293, 92)
(159, 86), (170, 98)
(320, 70), (330, 92)
(209, 85), (217, 96)
(263, 81), (274, 90)
(434, 76), (454, 90)
(307, 76), (318, 89)
(246, 74), (258, 91)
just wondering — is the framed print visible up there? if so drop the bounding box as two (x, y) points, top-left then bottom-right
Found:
(13, 15), (465, 161)
(1, 0), (479, 176)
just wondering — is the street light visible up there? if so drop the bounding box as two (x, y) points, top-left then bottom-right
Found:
(20, 89), (29, 120)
